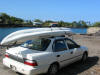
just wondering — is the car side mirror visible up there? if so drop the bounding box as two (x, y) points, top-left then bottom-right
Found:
(76, 45), (80, 48)
(74, 48), (77, 51)
(73, 48), (77, 53)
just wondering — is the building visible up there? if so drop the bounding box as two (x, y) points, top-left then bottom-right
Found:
(33, 22), (42, 26)
(50, 22), (58, 27)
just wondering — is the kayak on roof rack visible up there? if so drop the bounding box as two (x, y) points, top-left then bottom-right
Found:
(0, 27), (73, 45)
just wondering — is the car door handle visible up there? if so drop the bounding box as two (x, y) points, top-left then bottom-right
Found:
(56, 55), (60, 57)
(70, 51), (73, 54)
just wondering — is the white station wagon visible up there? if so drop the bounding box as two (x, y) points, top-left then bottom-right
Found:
(3, 36), (88, 75)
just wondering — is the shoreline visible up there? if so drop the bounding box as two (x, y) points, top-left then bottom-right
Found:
(0, 26), (88, 28)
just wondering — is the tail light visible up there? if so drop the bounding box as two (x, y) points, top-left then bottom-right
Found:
(24, 59), (38, 66)
(5, 53), (9, 58)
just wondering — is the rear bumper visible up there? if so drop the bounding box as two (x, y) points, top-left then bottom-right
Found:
(3, 58), (42, 75)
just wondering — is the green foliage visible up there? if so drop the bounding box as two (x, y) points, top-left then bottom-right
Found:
(58, 21), (66, 27)
(78, 20), (88, 28)
(34, 19), (43, 23)
(0, 13), (10, 24)
(93, 22), (100, 27)
(25, 20), (33, 24)
(42, 20), (55, 27)
(57, 20), (88, 28)
(0, 12), (90, 28)
(10, 16), (24, 24)
(0, 13), (24, 25)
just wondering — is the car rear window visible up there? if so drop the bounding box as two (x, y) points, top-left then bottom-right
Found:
(21, 38), (51, 51)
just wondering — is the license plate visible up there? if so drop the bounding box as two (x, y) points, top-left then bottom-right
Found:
(10, 65), (16, 71)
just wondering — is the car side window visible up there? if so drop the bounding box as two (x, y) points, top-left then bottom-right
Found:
(53, 39), (67, 52)
(65, 39), (79, 49)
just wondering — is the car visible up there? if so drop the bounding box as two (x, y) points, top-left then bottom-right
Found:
(3, 36), (88, 75)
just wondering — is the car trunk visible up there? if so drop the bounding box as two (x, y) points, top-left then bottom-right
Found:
(6, 46), (43, 63)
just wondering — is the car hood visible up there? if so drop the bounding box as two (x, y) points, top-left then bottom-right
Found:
(80, 46), (88, 51)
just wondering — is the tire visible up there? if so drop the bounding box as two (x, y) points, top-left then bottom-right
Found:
(81, 52), (88, 63)
(48, 64), (59, 75)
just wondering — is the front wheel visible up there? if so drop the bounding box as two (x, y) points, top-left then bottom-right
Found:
(48, 64), (58, 75)
(81, 52), (88, 63)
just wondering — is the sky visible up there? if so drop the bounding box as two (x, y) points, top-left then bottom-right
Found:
(0, 0), (100, 23)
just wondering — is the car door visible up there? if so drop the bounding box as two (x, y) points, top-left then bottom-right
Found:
(53, 39), (73, 67)
(65, 38), (82, 62)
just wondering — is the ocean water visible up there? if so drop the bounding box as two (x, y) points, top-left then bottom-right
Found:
(71, 28), (87, 34)
(0, 27), (87, 41)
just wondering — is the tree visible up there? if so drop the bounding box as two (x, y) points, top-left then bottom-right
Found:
(78, 20), (88, 28)
(72, 21), (83, 28)
(0, 16), (3, 23)
(0, 13), (24, 25)
(10, 16), (24, 24)
(58, 21), (66, 27)
(0, 12), (90, 28)
(93, 22), (100, 27)
(34, 19), (43, 23)
(43, 20), (55, 27)
(64, 22), (71, 27)
(0, 13), (10, 24)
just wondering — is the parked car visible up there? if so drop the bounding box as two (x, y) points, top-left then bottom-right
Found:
(3, 36), (88, 75)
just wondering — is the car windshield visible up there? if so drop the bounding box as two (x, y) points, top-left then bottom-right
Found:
(21, 38), (51, 51)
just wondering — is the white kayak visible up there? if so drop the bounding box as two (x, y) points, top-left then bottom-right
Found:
(1, 27), (73, 45)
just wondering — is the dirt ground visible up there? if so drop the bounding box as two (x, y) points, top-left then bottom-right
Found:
(0, 35), (100, 75)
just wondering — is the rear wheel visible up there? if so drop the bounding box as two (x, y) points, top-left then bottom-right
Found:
(48, 64), (59, 75)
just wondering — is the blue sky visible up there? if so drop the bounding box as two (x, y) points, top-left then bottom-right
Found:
(0, 0), (100, 22)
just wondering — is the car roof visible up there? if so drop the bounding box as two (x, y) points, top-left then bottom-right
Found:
(49, 36), (67, 40)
